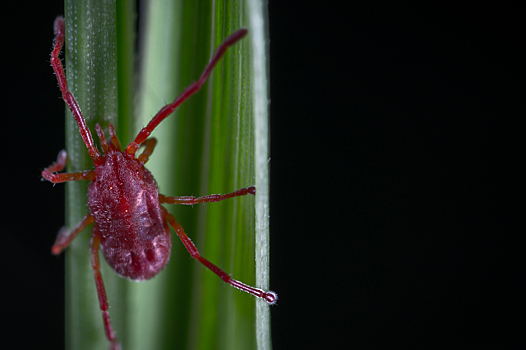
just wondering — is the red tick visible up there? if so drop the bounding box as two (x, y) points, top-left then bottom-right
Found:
(43, 16), (277, 350)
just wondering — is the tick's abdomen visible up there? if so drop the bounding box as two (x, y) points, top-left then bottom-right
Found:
(88, 152), (172, 280)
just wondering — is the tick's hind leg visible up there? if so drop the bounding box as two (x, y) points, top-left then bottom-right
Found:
(52, 213), (94, 255)
(42, 150), (95, 183)
(164, 209), (277, 305)
(159, 186), (255, 205)
(91, 235), (120, 350)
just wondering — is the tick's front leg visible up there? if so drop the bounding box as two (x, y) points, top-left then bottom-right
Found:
(51, 17), (103, 165)
(91, 235), (120, 350)
(136, 138), (157, 164)
(159, 186), (255, 205)
(42, 150), (95, 183)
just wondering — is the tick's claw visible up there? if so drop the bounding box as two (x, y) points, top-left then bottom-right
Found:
(264, 291), (278, 305)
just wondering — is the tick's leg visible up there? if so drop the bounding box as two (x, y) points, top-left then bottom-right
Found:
(91, 235), (120, 350)
(42, 150), (95, 183)
(51, 17), (103, 165)
(109, 124), (122, 152)
(52, 213), (94, 255)
(126, 28), (248, 155)
(137, 138), (157, 165)
(43, 149), (67, 173)
(160, 186), (255, 205)
(164, 209), (277, 305)
(43, 170), (95, 183)
(95, 124), (109, 154)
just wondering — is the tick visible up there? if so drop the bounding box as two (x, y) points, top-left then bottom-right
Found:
(43, 16), (277, 350)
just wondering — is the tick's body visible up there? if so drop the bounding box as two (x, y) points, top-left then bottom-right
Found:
(43, 17), (276, 350)
(89, 151), (171, 281)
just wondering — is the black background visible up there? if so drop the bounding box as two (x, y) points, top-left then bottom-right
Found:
(1, 1), (522, 349)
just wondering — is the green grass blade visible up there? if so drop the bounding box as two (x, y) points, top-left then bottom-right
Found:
(63, 0), (135, 349)
(247, 1), (273, 349)
(130, 1), (187, 349)
(135, 1), (272, 349)
(63, 1), (115, 349)
(116, 0), (137, 146)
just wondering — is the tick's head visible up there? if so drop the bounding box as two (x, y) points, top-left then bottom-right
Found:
(95, 123), (123, 159)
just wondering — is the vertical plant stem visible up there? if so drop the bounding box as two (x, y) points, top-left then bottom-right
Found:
(131, 1), (186, 349)
(137, 1), (273, 349)
(247, 1), (273, 349)
(63, 0), (133, 348)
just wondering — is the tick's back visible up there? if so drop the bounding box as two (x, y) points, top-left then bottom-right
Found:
(88, 151), (172, 280)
